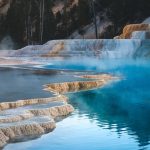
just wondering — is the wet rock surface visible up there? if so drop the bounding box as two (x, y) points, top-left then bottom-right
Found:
(0, 96), (74, 148)
(0, 70), (117, 148)
(1, 38), (148, 61)
(115, 24), (150, 39)
(44, 74), (117, 94)
(77, 74), (118, 80)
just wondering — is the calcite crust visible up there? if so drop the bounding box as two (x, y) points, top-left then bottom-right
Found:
(0, 73), (117, 148)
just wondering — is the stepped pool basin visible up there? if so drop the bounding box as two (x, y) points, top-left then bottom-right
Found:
(0, 58), (150, 150)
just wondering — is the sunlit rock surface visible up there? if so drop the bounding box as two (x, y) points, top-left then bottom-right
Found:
(0, 95), (68, 110)
(44, 74), (117, 94)
(0, 96), (74, 148)
(115, 24), (150, 39)
(1, 23), (150, 61)
(0, 23), (150, 149)
(0, 39), (146, 59)
(0, 72), (117, 148)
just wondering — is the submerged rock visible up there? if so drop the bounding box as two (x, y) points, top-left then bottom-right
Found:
(77, 74), (118, 80)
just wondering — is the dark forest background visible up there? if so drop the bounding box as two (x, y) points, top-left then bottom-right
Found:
(0, 0), (150, 48)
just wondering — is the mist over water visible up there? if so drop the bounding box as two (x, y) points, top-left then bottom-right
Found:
(2, 57), (150, 150)
(0, 36), (15, 50)
(1, 38), (150, 149)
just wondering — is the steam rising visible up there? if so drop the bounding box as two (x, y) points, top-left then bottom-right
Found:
(0, 36), (15, 50)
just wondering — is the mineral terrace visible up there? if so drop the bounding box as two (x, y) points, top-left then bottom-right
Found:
(0, 73), (118, 148)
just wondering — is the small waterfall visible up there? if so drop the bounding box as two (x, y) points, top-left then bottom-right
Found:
(64, 39), (142, 58)
(1, 39), (150, 59)
(133, 40), (150, 58)
(131, 31), (150, 40)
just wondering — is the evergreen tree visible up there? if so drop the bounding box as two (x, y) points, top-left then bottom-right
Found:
(5, 0), (56, 45)
(78, 0), (91, 26)
(42, 0), (56, 43)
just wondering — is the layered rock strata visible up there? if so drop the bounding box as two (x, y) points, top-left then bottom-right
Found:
(0, 73), (117, 148)
(115, 24), (150, 39)
(0, 95), (68, 110)
(0, 39), (142, 59)
(0, 96), (74, 148)
(44, 74), (117, 94)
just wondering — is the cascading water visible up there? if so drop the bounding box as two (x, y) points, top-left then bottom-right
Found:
(1, 39), (150, 59)
(1, 24), (150, 150)
(67, 39), (142, 58)
(131, 31), (150, 40)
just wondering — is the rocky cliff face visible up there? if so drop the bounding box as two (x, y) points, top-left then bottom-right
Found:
(0, 0), (11, 15)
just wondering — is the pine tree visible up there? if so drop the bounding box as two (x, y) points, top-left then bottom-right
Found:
(42, 0), (56, 42)
(78, 0), (91, 26)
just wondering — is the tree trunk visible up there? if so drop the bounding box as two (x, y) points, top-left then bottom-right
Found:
(40, 0), (44, 44)
(91, 0), (98, 39)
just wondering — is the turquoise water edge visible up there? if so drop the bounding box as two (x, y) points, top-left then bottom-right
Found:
(1, 58), (150, 150)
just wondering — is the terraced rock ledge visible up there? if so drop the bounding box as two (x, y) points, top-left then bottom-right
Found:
(0, 73), (118, 148)
(44, 74), (118, 94)
(0, 95), (74, 148)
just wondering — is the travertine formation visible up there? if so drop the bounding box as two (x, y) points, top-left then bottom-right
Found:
(41, 41), (64, 57)
(44, 74), (117, 94)
(0, 73), (117, 148)
(77, 74), (118, 80)
(0, 95), (67, 110)
(0, 55), (117, 147)
(115, 24), (150, 39)
(0, 39), (143, 59)
(0, 96), (74, 148)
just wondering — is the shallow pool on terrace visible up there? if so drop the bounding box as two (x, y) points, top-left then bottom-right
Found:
(2, 59), (150, 150)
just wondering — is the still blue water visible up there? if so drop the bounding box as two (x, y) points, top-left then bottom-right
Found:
(4, 59), (150, 150)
